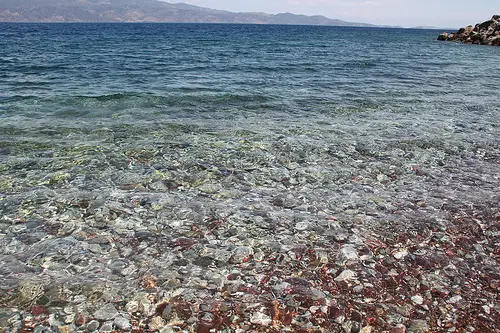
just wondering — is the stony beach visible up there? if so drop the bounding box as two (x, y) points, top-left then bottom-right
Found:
(0, 105), (498, 333)
(1, 22), (499, 333)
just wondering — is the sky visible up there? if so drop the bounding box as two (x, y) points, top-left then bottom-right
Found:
(176, 0), (500, 28)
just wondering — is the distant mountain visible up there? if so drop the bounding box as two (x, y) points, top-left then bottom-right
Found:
(0, 0), (376, 26)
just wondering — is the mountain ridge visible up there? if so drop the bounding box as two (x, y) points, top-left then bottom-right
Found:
(0, 0), (379, 26)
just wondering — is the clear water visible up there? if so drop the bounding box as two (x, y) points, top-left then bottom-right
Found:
(1, 22), (499, 219)
(0, 22), (499, 331)
(1, 23), (498, 196)
(2, 23), (499, 118)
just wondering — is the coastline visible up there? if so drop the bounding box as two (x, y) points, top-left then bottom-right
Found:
(0, 24), (499, 332)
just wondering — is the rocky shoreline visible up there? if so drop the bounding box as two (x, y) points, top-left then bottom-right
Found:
(438, 15), (500, 45)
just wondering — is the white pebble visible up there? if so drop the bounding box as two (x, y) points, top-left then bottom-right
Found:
(334, 269), (357, 282)
(448, 295), (463, 304)
(411, 295), (424, 305)
(250, 312), (272, 326)
(393, 249), (409, 260)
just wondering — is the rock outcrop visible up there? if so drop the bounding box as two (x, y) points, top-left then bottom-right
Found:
(438, 15), (500, 45)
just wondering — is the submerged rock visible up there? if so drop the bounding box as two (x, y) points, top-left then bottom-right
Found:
(94, 303), (118, 321)
(250, 312), (272, 326)
(1, 96), (498, 332)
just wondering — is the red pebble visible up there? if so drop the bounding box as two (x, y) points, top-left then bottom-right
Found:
(30, 305), (49, 317)
(391, 325), (407, 333)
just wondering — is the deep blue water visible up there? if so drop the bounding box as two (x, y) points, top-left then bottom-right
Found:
(1, 23), (499, 121)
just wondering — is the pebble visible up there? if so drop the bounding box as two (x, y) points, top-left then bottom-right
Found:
(408, 319), (429, 333)
(58, 326), (71, 333)
(334, 269), (357, 282)
(250, 312), (272, 326)
(149, 316), (166, 330)
(342, 320), (361, 332)
(198, 183), (220, 194)
(86, 320), (100, 331)
(199, 246), (232, 262)
(447, 295), (463, 304)
(391, 324), (407, 333)
(294, 221), (311, 231)
(360, 326), (373, 333)
(411, 295), (424, 305)
(393, 249), (409, 260)
(159, 326), (177, 333)
(230, 246), (254, 263)
(313, 250), (329, 264)
(113, 316), (131, 330)
(94, 304), (118, 321)
(340, 244), (359, 261)
(352, 285), (364, 294)
(99, 322), (113, 332)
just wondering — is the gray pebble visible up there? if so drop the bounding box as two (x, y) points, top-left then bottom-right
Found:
(94, 303), (118, 321)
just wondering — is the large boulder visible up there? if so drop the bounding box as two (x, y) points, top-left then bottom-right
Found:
(437, 32), (448, 40)
(490, 35), (500, 46)
(438, 15), (500, 45)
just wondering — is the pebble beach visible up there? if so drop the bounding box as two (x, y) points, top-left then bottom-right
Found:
(0, 23), (499, 332)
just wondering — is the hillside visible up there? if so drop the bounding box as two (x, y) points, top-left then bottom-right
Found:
(0, 0), (375, 26)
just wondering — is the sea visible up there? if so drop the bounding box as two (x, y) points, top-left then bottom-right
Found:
(0, 23), (499, 331)
(1, 23), (498, 208)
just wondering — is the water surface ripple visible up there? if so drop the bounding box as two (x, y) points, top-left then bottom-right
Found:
(0, 23), (499, 332)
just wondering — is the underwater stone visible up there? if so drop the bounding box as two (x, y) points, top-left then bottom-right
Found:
(340, 245), (359, 261)
(335, 269), (357, 282)
(86, 320), (100, 331)
(408, 320), (429, 333)
(199, 246), (232, 262)
(250, 312), (272, 326)
(94, 303), (118, 321)
(113, 316), (131, 330)
(99, 322), (114, 332)
(230, 246), (254, 263)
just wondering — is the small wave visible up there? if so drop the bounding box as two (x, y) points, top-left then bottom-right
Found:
(17, 64), (69, 72)
(343, 61), (378, 69)
(75, 93), (131, 102)
(174, 87), (223, 93)
(69, 92), (272, 105)
(24, 93), (277, 119)
(52, 108), (92, 118)
(0, 95), (40, 103)
(0, 58), (15, 64)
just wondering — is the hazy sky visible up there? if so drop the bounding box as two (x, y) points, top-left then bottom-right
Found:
(177, 0), (500, 28)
